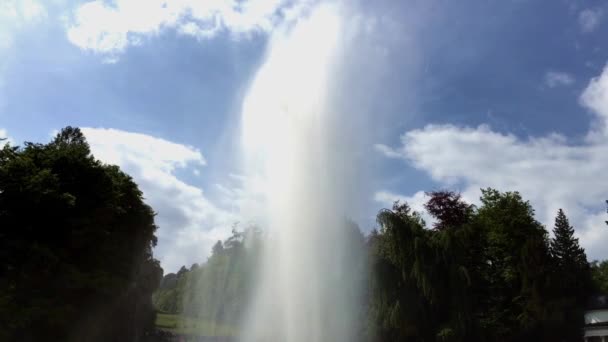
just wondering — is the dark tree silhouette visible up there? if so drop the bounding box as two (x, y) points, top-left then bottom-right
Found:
(0, 127), (162, 342)
(424, 190), (473, 229)
(550, 209), (588, 271)
(546, 209), (591, 341)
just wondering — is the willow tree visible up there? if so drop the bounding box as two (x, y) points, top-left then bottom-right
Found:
(369, 192), (479, 341)
(367, 189), (574, 341)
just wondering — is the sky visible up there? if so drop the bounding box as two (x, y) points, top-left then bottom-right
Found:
(2, 0), (608, 272)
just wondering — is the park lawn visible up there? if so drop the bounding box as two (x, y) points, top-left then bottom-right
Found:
(155, 313), (238, 337)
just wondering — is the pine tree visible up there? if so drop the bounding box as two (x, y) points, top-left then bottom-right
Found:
(550, 209), (587, 269)
(548, 209), (591, 340)
(550, 209), (589, 298)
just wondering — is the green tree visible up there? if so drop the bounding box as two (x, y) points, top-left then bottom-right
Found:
(550, 209), (588, 271)
(0, 127), (162, 342)
(592, 202), (608, 293)
(212, 240), (224, 256)
(474, 189), (552, 341)
(549, 209), (590, 293)
(591, 260), (608, 293)
(368, 193), (479, 342)
(545, 209), (590, 341)
(153, 227), (264, 327)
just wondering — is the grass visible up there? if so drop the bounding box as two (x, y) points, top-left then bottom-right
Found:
(155, 312), (238, 337)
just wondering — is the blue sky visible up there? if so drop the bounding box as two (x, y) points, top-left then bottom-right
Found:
(3, 0), (608, 271)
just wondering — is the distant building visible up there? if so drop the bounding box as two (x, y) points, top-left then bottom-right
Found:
(584, 295), (608, 342)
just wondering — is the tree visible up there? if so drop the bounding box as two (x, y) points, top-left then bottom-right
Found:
(591, 260), (608, 293)
(212, 240), (225, 256)
(424, 190), (474, 230)
(593, 202), (608, 293)
(551, 209), (589, 280)
(153, 227), (265, 327)
(547, 209), (591, 341)
(550, 209), (588, 271)
(368, 197), (479, 341)
(0, 127), (162, 342)
(177, 265), (189, 276)
(473, 189), (552, 341)
(367, 202), (432, 341)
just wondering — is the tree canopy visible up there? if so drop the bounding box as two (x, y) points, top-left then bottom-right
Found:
(366, 189), (593, 342)
(156, 189), (601, 341)
(0, 127), (162, 342)
(2, 126), (604, 342)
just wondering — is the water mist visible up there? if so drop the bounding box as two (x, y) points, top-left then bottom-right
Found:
(239, 3), (366, 342)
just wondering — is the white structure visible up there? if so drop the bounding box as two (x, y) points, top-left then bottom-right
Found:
(584, 296), (608, 342)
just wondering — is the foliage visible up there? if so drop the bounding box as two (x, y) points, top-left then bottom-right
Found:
(367, 189), (593, 342)
(424, 191), (473, 230)
(545, 209), (592, 340)
(367, 193), (480, 341)
(0, 127), (162, 342)
(153, 221), (368, 339)
(550, 209), (588, 270)
(153, 227), (263, 326)
(2, 126), (600, 342)
(151, 189), (599, 342)
(592, 203), (608, 294)
(591, 260), (608, 294)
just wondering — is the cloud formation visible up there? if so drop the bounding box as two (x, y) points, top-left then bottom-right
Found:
(82, 127), (236, 272)
(579, 8), (603, 33)
(0, 128), (13, 147)
(376, 64), (608, 260)
(0, 0), (47, 107)
(544, 71), (574, 88)
(374, 190), (435, 225)
(66, 0), (308, 56)
(0, 0), (46, 50)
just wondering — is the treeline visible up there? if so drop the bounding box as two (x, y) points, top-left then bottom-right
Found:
(367, 190), (595, 341)
(154, 228), (262, 326)
(0, 128), (162, 342)
(2, 127), (607, 341)
(157, 191), (608, 341)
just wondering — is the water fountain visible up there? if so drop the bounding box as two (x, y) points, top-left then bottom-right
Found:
(239, 3), (364, 342)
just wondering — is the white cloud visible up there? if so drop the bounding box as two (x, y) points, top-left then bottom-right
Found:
(20, 0), (46, 21)
(376, 63), (608, 261)
(81, 127), (236, 272)
(66, 0), (309, 56)
(0, 0), (46, 48)
(0, 0), (47, 111)
(579, 8), (602, 33)
(544, 71), (574, 88)
(0, 0), (46, 23)
(0, 128), (13, 146)
(374, 190), (434, 226)
(580, 64), (608, 127)
(374, 143), (404, 158)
